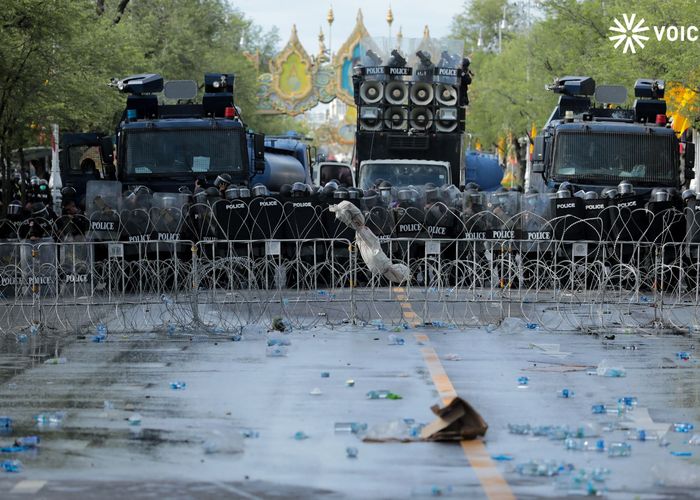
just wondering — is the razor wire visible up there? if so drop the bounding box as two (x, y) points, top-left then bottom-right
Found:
(0, 199), (699, 338)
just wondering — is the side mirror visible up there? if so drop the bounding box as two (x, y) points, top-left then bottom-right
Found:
(684, 142), (695, 180)
(532, 135), (545, 173)
(253, 133), (265, 174)
(99, 137), (114, 167)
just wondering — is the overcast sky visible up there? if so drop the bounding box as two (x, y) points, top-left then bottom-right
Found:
(230, 0), (467, 55)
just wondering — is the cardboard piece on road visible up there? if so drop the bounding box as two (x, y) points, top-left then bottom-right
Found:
(421, 396), (488, 441)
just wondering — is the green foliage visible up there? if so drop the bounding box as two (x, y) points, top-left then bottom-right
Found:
(454, 0), (700, 148)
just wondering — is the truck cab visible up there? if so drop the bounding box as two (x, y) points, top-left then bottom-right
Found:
(531, 76), (695, 196)
(357, 159), (450, 189)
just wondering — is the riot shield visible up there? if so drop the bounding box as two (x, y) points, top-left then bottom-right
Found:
(86, 180), (122, 242)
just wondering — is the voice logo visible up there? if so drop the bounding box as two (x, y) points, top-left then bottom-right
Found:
(610, 13), (699, 54)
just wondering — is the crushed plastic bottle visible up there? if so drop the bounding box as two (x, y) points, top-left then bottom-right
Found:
(166, 324), (176, 336)
(608, 442), (631, 457)
(676, 352), (691, 361)
(591, 403), (625, 416)
(559, 388), (574, 398)
(443, 353), (462, 361)
(13, 436), (39, 448)
(334, 422), (368, 434)
(1, 459), (22, 472)
(508, 423), (531, 435)
(688, 434), (700, 446)
(30, 324), (39, 336)
(517, 376), (529, 387)
(309, 387), (322, 396)
(673, 423), (695, 433)
(266, 346), (288, 357)
(240, 429), (259, 438)
(346, 446), (358, 459)
(293, 431), (309, 440)
(626, 429), (659, 441)
(516, 460), (563, 477)
(370, 319), (386, 331)
(565, 438), (606, 452)
(127, 413), (142, 426)
(17, 334), (27, 344)
(43, 357), (67, 365)
(103, 400), (114, 411)
(35, 411), (65, 426)
(345, 379), (355, 387)
(617, 396), (638, 408)
(92, 323), (108, 342)
(321, 372), (330, 378)
(491, 454), (514, 461)
(671, 451), (693, 457)
(388, 334), (405, 345)
(267, 338), (291, 347)
(0, 417), (12, 429)
(592, 359), (626, 377)
(366, 390), (402, 400)
(526, 323), (539, 330)
(170, 381), (187, 390)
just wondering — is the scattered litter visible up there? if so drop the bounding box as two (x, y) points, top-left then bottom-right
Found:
(127, 413), (142, 426)
(366, 390), (402, 400)
(17, 334), (27, 344)
(170, 381), (187, 390)
(443, 353), (462, 361)
(266, 346), (288, 357)
(1, 459), (22, 473)
(267, 338), (291, 347)
(558, 389), (574, 398)
(421, 397), (488, 441)
(335, 422), (368, 434)
(491, 454), (514, 461)
(608, 442), (631, 457)
(0, 417), (12, 429)
(688, 434), (700, 445)
(617, 396), (638, 408)
(345, 379), (355, 387)
(370, 319), (386, 331)
(91, 323), (108, 342)
(230, 333), (242, 341)
(592, 404), (624, 415)
(673, 423), (695, 433)
(508, 423), (600, 440)
(321, 372), (330, 378)
(526, 323), (539, 330)
(293, 431), (309, 440)
(240, 429), (259, 438)
(565, 438), (606, 451)
(388, 334), (405, 345)
(35, 412), (65, 427)
(627, 429), (659, 441)
(508, 424), (531, 435)
(517, 376), (529, 387)
(309, 387), (322, 396)
(43, 357), (67, 365)
(590, 359), (626, 377)
(363, 419), (422, 442)
(516, 460), (570, 476)
(346, 446), (359, 458)
(671, 451), (693, 457)
(676, 352), (691, 361)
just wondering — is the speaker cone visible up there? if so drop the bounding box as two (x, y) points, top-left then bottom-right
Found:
(409, 107), (434, 131)
(436, 84), (458, 106)
(360, 81), (384, 105)
(435, 107), (458, 132)
(384, 107), (408, 130)
(410, 82), (434, 106)
(385, 81), (408, 105)
(359, 106), (383, 131)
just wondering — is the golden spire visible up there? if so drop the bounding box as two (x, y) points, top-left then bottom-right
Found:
(327, 6), (334, 25)
(357, 9), (363, 22)
(317, 26), (328, 63)
(423, 25), (430, 39)
(386, 6), (394, 26)
(397, 26), (403, 46)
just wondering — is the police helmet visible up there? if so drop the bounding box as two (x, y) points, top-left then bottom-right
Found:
(291, 182), (308, 197)
(601, 187), (618, 199)
(7, 200), (22, 216)
(205, 186), (220, 198)
(252, 184), (269, 197)
(193, 187), (207, 203)
(334, 187), (349, 199)
(32, 202), (48, 217)
(682, 189), (696, 202)
(239, 187), (251, 199)
(215, 174), (232, 188)
(618, 181), (634, 196)
(225, 185), (240, 200)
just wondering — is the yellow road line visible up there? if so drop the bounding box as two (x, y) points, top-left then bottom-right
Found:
(414, 340), (516, 500)
(392, 287), (422, 327)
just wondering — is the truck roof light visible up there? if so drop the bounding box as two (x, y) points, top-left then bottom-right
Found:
(224, 106), (236, 119)
(655, 114), (667, 126)
(127, 109), (137, 120)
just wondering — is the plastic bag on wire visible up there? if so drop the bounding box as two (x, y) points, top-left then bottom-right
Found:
(330, 201), (410, 283)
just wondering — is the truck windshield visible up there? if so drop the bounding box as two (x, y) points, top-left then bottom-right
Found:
(553, 131), (678, 186)
(359, 163), (449, 189)
(124, 128), (244, 176)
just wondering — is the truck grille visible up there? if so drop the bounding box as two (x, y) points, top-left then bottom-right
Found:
(388, 135), (429, 151)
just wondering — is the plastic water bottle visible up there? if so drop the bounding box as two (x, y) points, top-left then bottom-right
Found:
(617, 396), (638, 408)
(267, 338), (291, 347)
(321, 372), (330, 378)
(1, 459), (22, 472)
(240, 429), (259, 438)
(565, 438), (605, 451)
(170, 381), (187, 390)
(346, 446), (358, 458)
(517, 376), (529, 386)
(688, 434), (700, 446)
(127, 413), (142, 426)
(608, 442), (631, 457)
(14, 436), (39, 447)
(35, 411), (65, 426)
(591, 404), (623, 415)
(334, 422), (367, 434)
(670, 451), (693, 457)
(17, 334), (28, 344)
(526, 323), (539, 330)
(293, 431), (309, 440)
(266, 346), (288, 357)
(0, 417), (12, 429)
(676, 351), (691, 361)
(559, 388), (574, 398)
(673, 423), (695, 433)
(508, 423), (531, 435)
(388, 334), (405, 345)
(166, 324), (176, 336)
(516, 460), (560, 476)
(366, 390), (401, 400)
